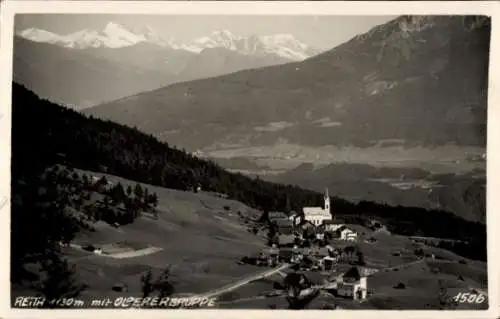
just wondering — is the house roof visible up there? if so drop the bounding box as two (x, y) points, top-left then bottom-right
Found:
(308, 247), (330, 257)
(269, 211), (288, 219)
(274, 219), (293, 226)
(263, 247), (279, 255)
(301, 272), (327, 286)
(323, 220), (344, 225)
(343, 267), (363, 281)
(279, 250), (295, 258)
(336, 225), (348, 232)
(279, 234), (296, 245)
(301, 221), (317, 228)
(302, 207), (326, 215)
(344, 224), (370, 235)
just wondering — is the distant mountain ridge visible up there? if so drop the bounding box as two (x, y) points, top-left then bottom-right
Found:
(14, 22), (320, 109)
(84, 15), (490, 150)
(17, 22), (320, 61)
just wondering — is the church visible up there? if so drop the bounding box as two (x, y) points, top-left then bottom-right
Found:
(302, 189), (332, 226)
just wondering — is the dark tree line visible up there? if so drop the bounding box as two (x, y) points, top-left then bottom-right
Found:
(11, 82), (487, 263)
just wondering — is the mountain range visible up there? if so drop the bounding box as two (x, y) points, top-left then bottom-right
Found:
(83, 16), (490, 151)
(14, 22), (319, 109)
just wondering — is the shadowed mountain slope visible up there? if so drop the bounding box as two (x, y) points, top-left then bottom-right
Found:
(84, 16), (490, 151)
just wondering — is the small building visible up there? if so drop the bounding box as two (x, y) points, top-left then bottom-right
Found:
(288, 211), (302, 226)
(323, 220), (345, 233)
(335, 226), (358, 241)
(280, 248), (303, 264)
(268, 211), (288, 222)
(278, 234), (297, 247)
(262, 247), (279, 266)
(320, 256), (337, 271)
(336, 267), (368, 301)
(273, 219), (295, 235)
(301, 221), (317, 231)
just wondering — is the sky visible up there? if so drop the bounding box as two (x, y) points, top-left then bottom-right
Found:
(14, 14), (395, 50)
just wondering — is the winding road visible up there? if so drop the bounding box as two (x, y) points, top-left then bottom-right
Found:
(197, 263), (292, 299)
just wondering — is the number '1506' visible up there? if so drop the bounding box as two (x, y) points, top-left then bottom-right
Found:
(452, 292), (486, 304)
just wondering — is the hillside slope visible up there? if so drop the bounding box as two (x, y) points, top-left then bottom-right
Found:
(84, 16), (490, 151)
(66, 170), (268, 295)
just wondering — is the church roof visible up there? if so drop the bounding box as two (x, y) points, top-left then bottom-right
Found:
(303, 207), (327, 215)
(343, 267), (365, 281)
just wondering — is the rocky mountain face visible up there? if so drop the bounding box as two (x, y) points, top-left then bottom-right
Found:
(84, 16), (490, 150)
(14, 23), (318, 109)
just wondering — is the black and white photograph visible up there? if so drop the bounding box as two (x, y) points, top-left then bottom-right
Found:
(1, 1), (498, 314)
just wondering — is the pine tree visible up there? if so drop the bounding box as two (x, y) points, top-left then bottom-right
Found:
(154, 266), (175, 299)
(35, 258), (87, 308)
(140, 268), (154, 298)
(134, 183), (144, 200)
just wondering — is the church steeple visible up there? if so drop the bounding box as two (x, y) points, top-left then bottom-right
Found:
(324, 188), (330, 215)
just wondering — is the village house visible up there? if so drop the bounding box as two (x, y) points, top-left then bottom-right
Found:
(334, 226), (358, 241)
(319, 256), (337, 271)
(336, 267), (368, 301)
(300, 220), (317, 232)
(262, 246), (279, 266)
(273, 219), (295, 235)
(302, 189), (332, 226)
(268, 211), (288, 220)
(323, 219), (345, 232)
(288, 211), (302, 226)
(278, 234), (297, 247)
(279, 248), (304, 264)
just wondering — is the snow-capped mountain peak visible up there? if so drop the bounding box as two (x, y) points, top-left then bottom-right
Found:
(16, 24), (317, 61)
(189, 30), (313, 60)
(18, 28), (64, 44)
(102, 22), (146, 45)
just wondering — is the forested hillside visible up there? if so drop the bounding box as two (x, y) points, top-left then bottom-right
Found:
(11, 83), (487, 279)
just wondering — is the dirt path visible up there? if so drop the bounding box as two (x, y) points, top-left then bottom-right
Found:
(67, 243), (163, 260)
(198, 263), (292, 299)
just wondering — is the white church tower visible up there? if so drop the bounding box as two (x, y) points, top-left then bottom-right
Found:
(324, 188), (331, 216)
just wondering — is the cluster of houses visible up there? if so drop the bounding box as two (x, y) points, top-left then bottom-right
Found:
(282, 265), (370, 302)
(239, 189), (374, 301)
(268, 189), (359, 242)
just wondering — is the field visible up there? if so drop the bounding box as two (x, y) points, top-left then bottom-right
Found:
(203, 143), (485, 174)
(57, 171), (270, 298)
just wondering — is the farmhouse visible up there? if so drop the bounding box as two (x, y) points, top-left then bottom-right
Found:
(279, 248), (303, 263)
(268, 211), (288, 221)
(278, 234), (297, 247)
(273, 219), (295, 235)
(288, 211), (302, 226)
(302, 189), (332, 226)
(336, 267), (368, 301)
(319, 256), (338, 271)
(335, 226), (358, 241)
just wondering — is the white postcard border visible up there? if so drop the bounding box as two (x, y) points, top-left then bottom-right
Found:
(0, 1), (498, 318)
